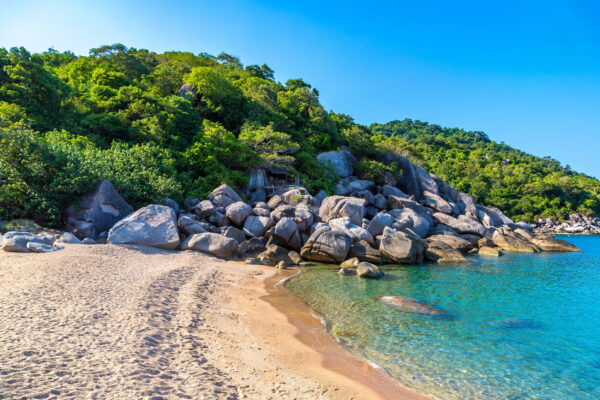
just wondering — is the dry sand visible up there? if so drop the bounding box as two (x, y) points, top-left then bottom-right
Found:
(0, 244), (427, 399)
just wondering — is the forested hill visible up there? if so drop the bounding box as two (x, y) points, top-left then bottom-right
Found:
(0, 44), (598, 226)
(370, 120), (600, 221)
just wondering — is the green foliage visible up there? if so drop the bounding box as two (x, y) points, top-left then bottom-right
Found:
(0, 44), (598, 226)
(239, 122), (299, 172)
(355, 160), (399, 185)
(371, 119), (600, 220)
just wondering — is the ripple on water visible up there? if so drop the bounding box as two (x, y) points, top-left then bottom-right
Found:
(285, 235), (600, 400)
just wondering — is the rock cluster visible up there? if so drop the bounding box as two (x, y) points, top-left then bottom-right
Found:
(533, 213), (600, 234)
(1, 151), (583, 277)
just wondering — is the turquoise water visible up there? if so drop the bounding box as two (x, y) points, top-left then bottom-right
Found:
(285, 235), (600, 400)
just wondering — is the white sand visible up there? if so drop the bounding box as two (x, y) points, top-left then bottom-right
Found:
(0, 244), (426, 400)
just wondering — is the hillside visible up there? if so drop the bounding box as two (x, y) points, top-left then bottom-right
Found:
(1, 44), (598, 226)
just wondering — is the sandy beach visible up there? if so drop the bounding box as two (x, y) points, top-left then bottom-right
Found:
(0, 244), (426, 400)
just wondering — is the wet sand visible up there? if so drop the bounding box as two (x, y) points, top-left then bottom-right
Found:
(0, 244), (427, 399)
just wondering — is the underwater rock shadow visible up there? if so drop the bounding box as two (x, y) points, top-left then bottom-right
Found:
(375, 296), (459, 320)
(491, 318), (545, 330)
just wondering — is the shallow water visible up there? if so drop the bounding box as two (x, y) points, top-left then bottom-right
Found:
(285, 235), (600, 400)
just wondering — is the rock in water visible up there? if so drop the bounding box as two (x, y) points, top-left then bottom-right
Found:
(180, 232), (238, 259)
(300, 226), (352, 263)
(424, 240), (468, 264)
(492, 318), (544, 330)
(108, 205), (180, 250)
(315, 150), (356, 177)
(356, 262), (384, 279)
(492, 228), (540, 253)
(377, 296), (445, 316)
(65, 180), (133, 239)
(529, 235), (581, 252)
(478, 246), (503, 257)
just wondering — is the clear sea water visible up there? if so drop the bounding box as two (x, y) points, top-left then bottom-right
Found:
(285, 235), (600, 400)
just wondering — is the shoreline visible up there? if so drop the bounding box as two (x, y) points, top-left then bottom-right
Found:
(237, 262), (430, 400)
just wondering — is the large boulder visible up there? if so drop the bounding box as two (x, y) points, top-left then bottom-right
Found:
(388, 196), (432, 222)
(181, 232), (238, 259)
(219, 226), (246, 244)
(208, 184), (243, 208)
(319, 196), (366, 226)
(65, 180), (133, 239)
(293, 208), (314, 232)
(529, 235), (581, 252)
(477, 205), (514, 228)
(266, 217), (302, 250)
(329, 217), (374, 245)
(413, 165), (439, 196)
(421, 191), (453, 215)
(237, 237), (267, 259)
(424, 240), (468, 264)
(432, 213), (487, 236)
(367, 212), (395, 237)
(381, 185), (407, 198)
(388, 208), (431, 238)
(379, 229), (426, 264)
(107, 205), (180, 250)
(55, 232), (83, 245)
(26, 242), (60, 253)
(243, 215), (274, 237)
(425, 234), (474, 253)
(225, 201), (253, 226)
(348, 240), (388, 264)
(300, 226), (352, 263)
(491, 228), (540, 253)
(194, 200), (216, 219)
(316, 150), (356, 178)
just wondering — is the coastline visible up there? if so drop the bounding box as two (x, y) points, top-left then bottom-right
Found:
(226, 262), (429, 400)
(0, 244), (428, 399)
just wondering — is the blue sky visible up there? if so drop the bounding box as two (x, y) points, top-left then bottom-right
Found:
(2, 0), (600, 178)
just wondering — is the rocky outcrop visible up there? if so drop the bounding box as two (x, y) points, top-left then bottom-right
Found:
(319, 196), (366, 226)
(208, 184), (243, 208)
(529, 235), (581, 252)
(424, 240), (468, 264)
(533, 213), (600, 234)
(65, 180), (133, 239)
(225, 201), (252, 226)
(492, 228), (540, 253)
(107, 205), (179, 250)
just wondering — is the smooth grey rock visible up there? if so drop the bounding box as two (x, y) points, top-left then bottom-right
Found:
(108, 205), (179, 250)
(367, 212), (395, 237)
(316, 150), (357, 177)
(348, 180), (375, 192)
(219, 226), (246, 244)
(266, 217), (302, 250)
(243, 215), (274, 237)
(56, 232), (83, 245)
(294, 208), (314, 232)
(379, 229), (426, 264)
(427, 224), (458, 236)
(381, 185), (407, 198)
(433, 213), (487, 236)
(238, 237), (267, 259)
(194, 200), (216, 219)
(178, 215), (207, 236)
(82, 238), (97, 244)
(413, 165), (439, 195)
(377, 154), (422, 199)
(208, 184), (243, 208)
(434, 177), (459, 203)
(65, 180), (133, 239)
(319, 196), (366, 226)
(300, 226), (352, 263)
(426, 234), (474, 253)
(225, 201), (253, 226)
(421, 191), (453, 215)
(388, 208), (431, 238)
(329, 217), (374, 244)
(424, 240), (468, 263)
(373, 194), (388, 209)
(209, 211), (229, 227)
(348, 240), (388, 264)
(271, 204), (296, 222)
(253, 208), (271, 217)
(457, 192), (478, 220)
(267, 195), (283, 210)
(356, 262), (384, 279)
(181, 232), (238, 259)
(247, 169), (267, 203)
(491, 228), (540, 253)
(314, 191), (328, 204)
(26, 242), (60, 253)
(388, 196), (432, 223)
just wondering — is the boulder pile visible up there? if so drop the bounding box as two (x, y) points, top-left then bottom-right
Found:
(1, 151), (583, 273)
(533, 213), (600, 234)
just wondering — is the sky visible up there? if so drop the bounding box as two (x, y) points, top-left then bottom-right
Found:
(2, 0), (600, 178)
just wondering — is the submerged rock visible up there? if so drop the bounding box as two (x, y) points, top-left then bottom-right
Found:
(529, 235), (581, 252)
(478, 246), (503, 257)
(356, 262), (384, 279)
(377, 296), (445, 316)
(492, 318), (544, 330)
